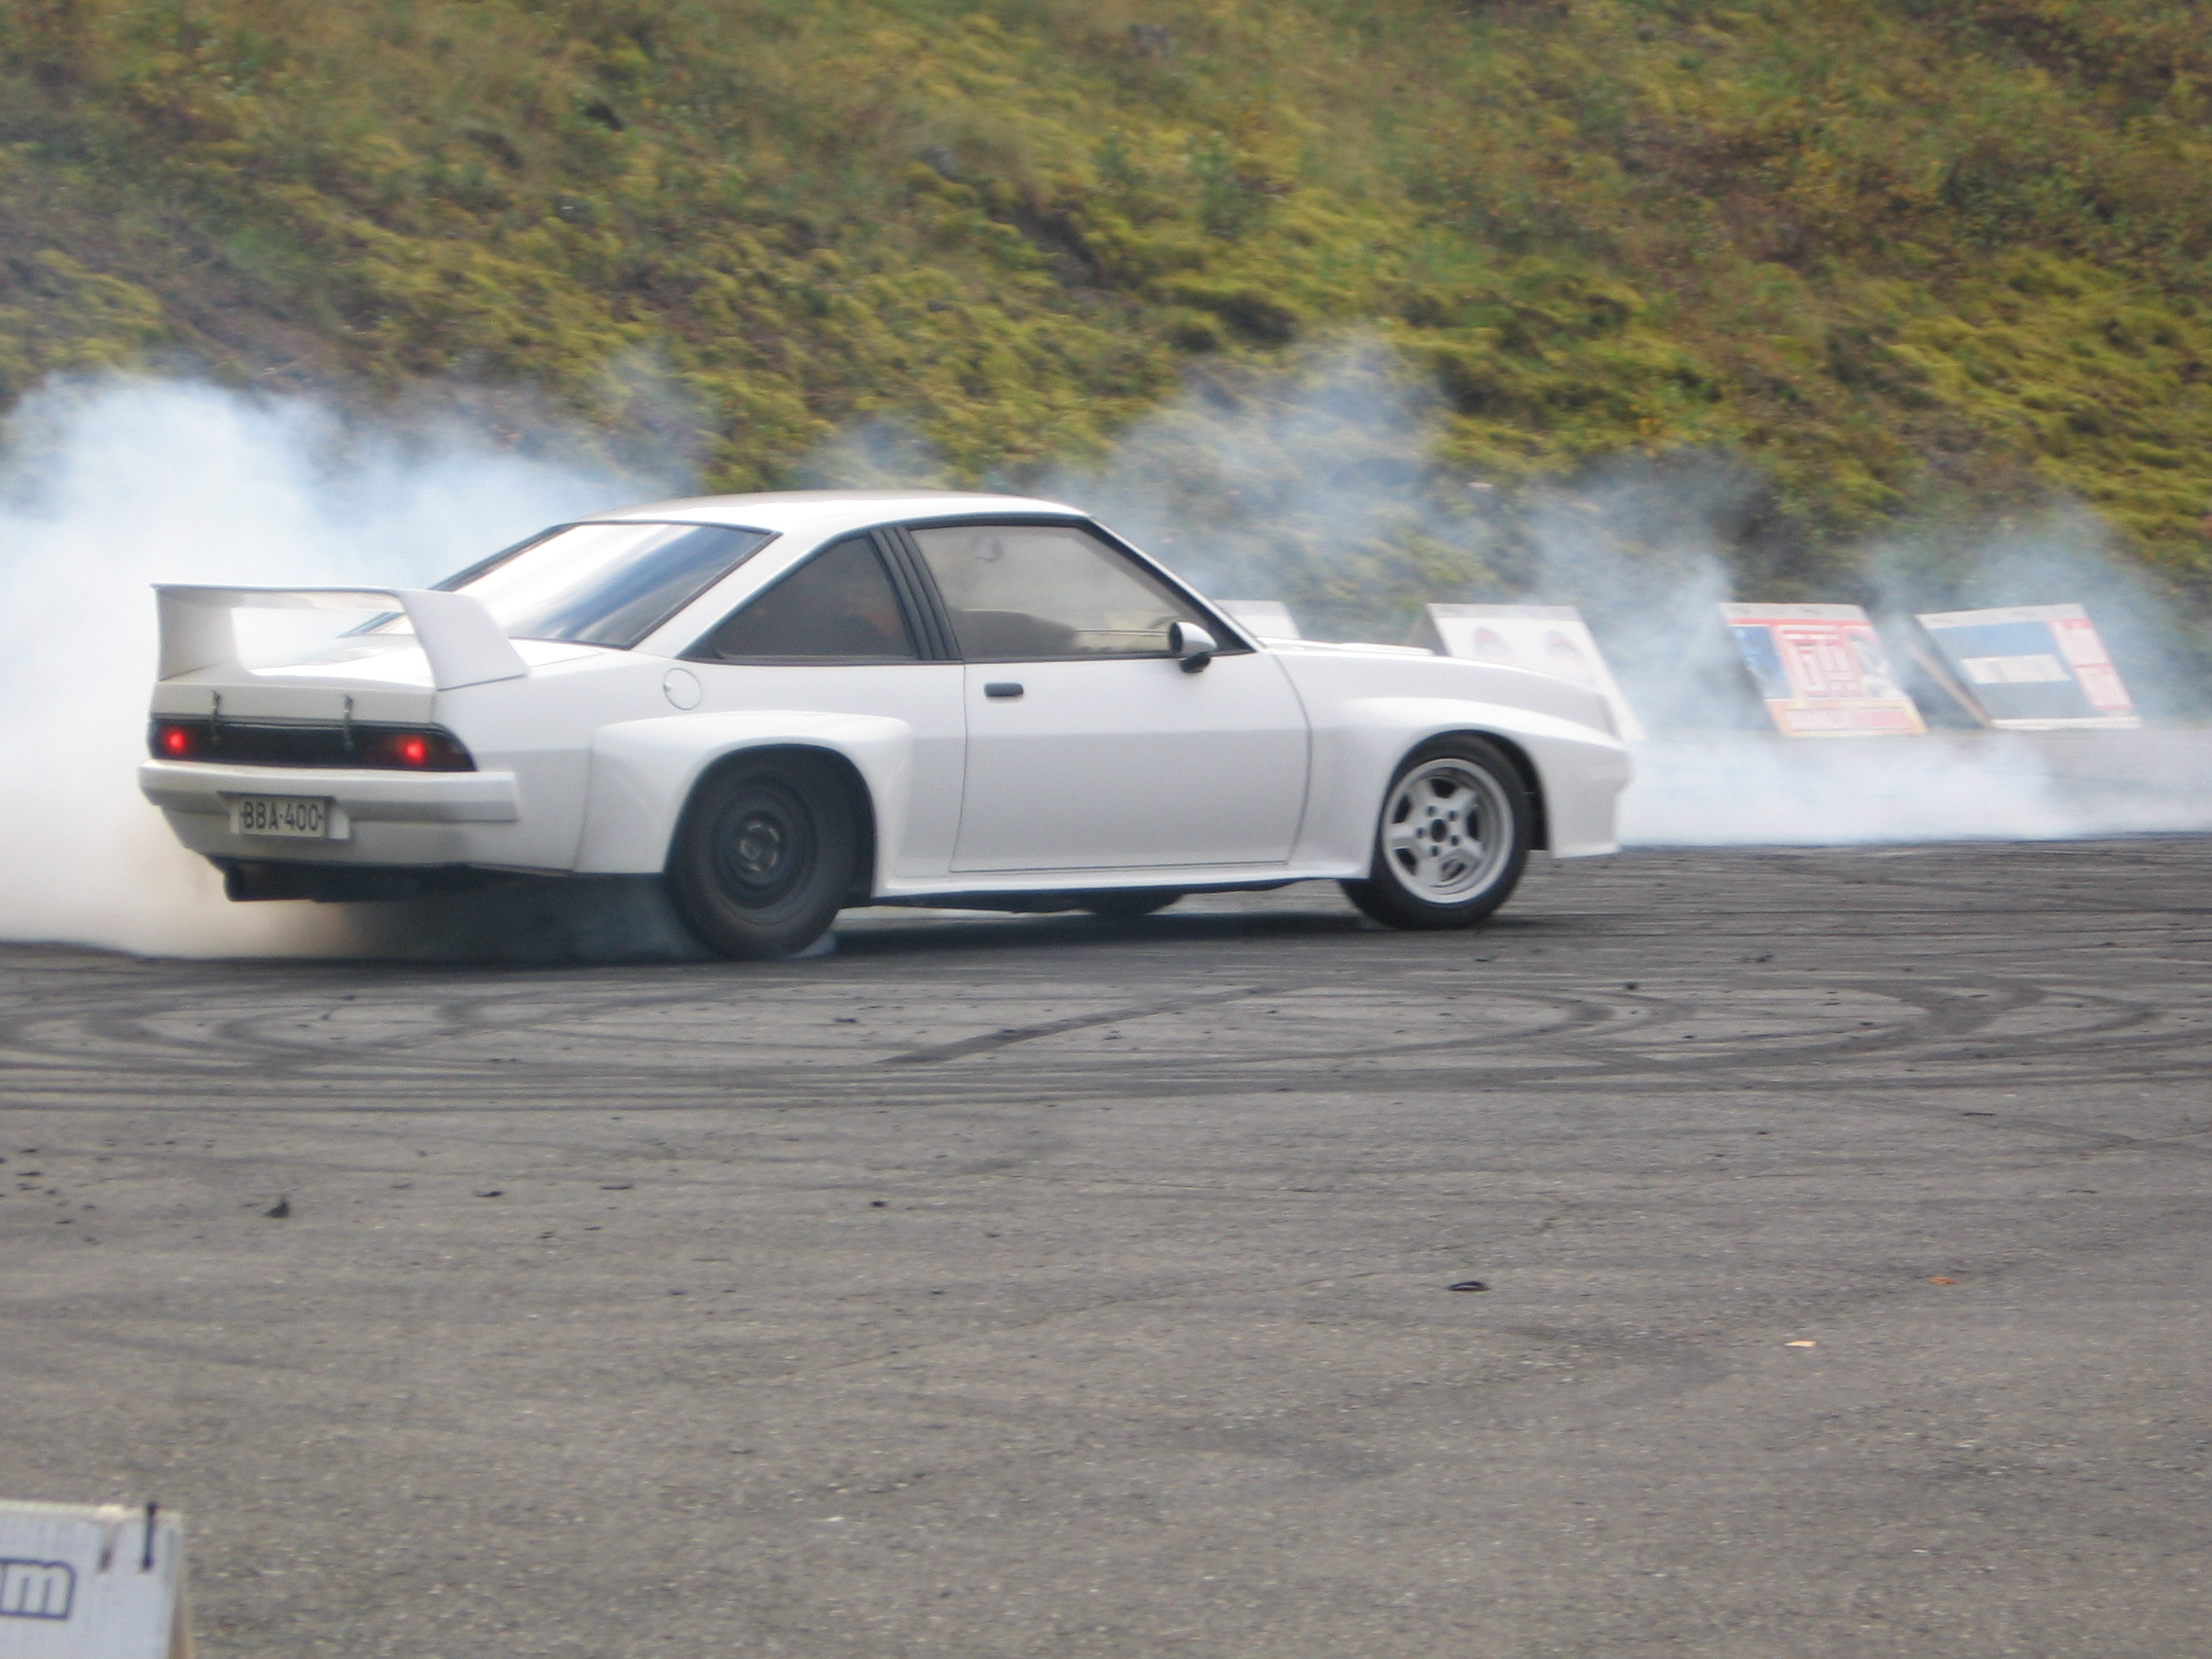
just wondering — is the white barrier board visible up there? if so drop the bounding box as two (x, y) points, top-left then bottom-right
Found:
(0, 1503), (188, 1659)
(1214, 599), (1302, 640)
(1414, 605), (1645, 740)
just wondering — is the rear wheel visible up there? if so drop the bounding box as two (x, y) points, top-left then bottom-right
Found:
(1341, 736), (1530, 930)
(666, 753), (859, 959)
(1078, 889), (1184, 920)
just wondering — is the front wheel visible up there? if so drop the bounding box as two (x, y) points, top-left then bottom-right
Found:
(666, 753), (859, 960)
(1340, 736), (1530, 930)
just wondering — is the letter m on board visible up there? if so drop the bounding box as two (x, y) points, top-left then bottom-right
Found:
(0, 1557), (77, 1620)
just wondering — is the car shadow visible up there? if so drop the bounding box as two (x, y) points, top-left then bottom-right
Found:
(826, 902), (1381, 960)
(316, 876), (1395, 967)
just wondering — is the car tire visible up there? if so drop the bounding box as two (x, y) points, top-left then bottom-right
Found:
(1340, 736), (1530, 931)
(1079, 889), (1184, 920)
(666, 752), (860, 960)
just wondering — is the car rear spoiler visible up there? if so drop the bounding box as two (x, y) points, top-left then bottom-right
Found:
(154, 586), (529, 691)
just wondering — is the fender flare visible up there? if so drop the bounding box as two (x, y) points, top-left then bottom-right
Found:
(574, 712), (912, 882)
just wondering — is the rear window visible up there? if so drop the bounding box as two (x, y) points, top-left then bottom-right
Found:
(401, 521), (775, 648)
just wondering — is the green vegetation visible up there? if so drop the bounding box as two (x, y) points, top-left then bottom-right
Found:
(3, 0), (2210, 621)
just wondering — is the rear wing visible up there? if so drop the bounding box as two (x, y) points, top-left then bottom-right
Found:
(154, 586), (528, 691)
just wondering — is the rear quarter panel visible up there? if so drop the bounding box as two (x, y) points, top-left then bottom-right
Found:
(431, 651), (673, 869)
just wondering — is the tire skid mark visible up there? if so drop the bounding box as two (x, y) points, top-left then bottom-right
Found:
(1861, 976), (2151, 1035)
(956, 987), (1655, 1071)
(8, 936), (2212, 1107)
(14, 1021), (2212, 1111)
(9, 1003), (2209, 1095)
(3, 979), (866, 1074)
(13, 1035), (2212, 1102)
(12, 1046), (2212, 1110)
(879, 982), (1295, 1064)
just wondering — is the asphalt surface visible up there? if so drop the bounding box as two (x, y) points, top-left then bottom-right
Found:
(3, 840), (2209, 1658)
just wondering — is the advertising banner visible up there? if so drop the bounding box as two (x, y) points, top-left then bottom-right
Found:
(1719, 604), (1925, 737)
(1416, 605), (1645, 741)
(1913, 604), (2139, 729)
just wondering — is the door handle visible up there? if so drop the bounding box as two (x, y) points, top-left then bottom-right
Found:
(983, 682), (1024, 699)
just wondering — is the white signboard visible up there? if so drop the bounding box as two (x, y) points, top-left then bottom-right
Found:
(1414, 605), (1645, 740)
(1214, 599), (1301, 640)
(0, 1503), (189, 1659)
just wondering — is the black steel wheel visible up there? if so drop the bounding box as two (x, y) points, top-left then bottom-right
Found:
(666, 752), (859, 960)
(1340, 735), (1530, 931)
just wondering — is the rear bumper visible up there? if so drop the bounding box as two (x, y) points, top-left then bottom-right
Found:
(138, 759), (520, 830)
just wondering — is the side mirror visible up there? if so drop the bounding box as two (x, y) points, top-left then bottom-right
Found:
(1167, 621), (1217, 674)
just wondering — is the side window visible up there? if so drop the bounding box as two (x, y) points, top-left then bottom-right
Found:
(691, 535), (920, 663)
(907, 522), (1210, 662)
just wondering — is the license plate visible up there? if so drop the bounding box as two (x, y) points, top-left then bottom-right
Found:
(231, 795), (332, 839)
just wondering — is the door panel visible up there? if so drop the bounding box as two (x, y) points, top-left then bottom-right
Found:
(951, 652), (1309, 872)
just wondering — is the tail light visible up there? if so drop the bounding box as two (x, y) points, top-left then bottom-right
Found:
(146, 719), (475, 771)
(360, 728), (473, 770)
(153, 719), (200, 758)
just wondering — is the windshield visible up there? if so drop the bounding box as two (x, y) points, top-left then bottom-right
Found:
(393, 520), (775, 648)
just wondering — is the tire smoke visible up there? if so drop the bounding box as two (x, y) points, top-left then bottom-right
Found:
(0, 376), (666, 958)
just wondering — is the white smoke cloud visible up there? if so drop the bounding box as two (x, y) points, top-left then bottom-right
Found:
(1618, 730), (2212, 846)
(1516, 457), (1751, 732)
(0, 375), (669, 957)
(1029, 340), (1508, 640)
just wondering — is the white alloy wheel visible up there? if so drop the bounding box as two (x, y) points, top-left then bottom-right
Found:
(1342, 736), (1531, 930)
(1381, 756), (1513, 902)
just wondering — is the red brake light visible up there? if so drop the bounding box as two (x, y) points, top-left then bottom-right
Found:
(362, 728), (471, 770)
(160, 724), (193, 756)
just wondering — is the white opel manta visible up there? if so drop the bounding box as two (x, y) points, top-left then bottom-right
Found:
(139, 491), (1631, 958)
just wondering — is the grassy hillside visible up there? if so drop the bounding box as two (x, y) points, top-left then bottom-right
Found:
(4, 0), (2211, 629)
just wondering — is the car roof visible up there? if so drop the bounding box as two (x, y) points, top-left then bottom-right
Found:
(582, 490), (1088, 539)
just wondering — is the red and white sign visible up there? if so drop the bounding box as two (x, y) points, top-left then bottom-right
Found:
(1720, 603), (1925, 738)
